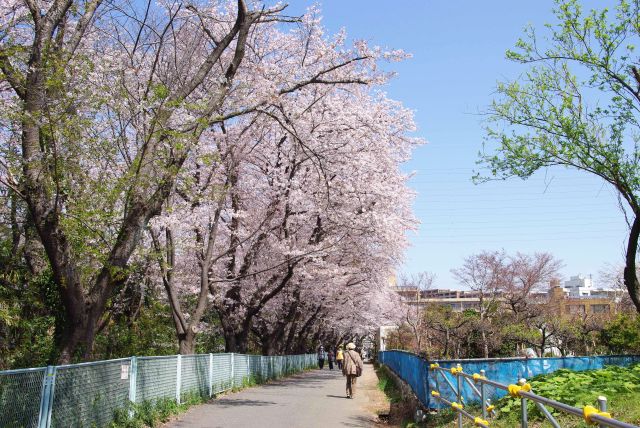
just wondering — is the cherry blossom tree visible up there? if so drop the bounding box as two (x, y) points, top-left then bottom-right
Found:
(0, 0), (311, 362)
(501, 252), (562, 316)
(0, 0), (421, 360)
(129, 4), (421, 355)
(397, 272), (435, 355)
(452, 251), (507, 358)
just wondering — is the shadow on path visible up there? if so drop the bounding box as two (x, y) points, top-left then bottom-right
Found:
(208, 399), (277, 408)
(344, 415), (377, 428)
(167, 368), (375, 428)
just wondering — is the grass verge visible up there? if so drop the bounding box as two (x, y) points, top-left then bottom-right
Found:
(375, 363), (426, 428)
(376, 363), (403, 404)
(110, 393), (206, 428)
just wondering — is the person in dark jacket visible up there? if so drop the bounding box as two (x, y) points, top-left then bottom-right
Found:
(317, 345), (326, 369)
(327, 349), (335, 370)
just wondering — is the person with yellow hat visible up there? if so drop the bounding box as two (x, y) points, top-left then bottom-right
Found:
(341, 343), (363, 398)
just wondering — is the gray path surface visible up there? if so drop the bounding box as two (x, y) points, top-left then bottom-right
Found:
(166, 367), (377, 428)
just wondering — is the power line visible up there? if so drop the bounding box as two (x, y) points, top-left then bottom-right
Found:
(418, 219), (622, 225)
(418, 221), (623, 230)
(409, 234), (626, 244)
(412, 228), (623, 238)
(412, 205), (617, 214)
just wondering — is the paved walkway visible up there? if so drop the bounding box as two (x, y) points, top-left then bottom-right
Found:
(166, 364), (383, 428)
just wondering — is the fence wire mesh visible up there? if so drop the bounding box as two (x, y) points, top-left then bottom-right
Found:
(211, 353), (233, 394)
(248, 355), (262, 381)
(136, 356), (177, 403)
(51, 359), (130, 428)
(0, 352), (313, 428)
(0, 367), (46, 428)
(233, 354), (249, 386)
(180, 355), (209, 400)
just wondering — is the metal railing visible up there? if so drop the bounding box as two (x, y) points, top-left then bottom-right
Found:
(0, 352), (316, 428)
(379, 351), (640, 410)
(429, 362), (639, 428)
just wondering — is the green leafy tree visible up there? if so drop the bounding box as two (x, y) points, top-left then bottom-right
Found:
(480, 0), (640, 312)
(601, 313), (640, 353)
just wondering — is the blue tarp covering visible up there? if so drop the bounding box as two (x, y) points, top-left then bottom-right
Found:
(378, 350), (430, 407)
(379, 351), (640, 409)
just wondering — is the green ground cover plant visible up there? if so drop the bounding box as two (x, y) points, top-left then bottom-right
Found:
(422, 364), (640, 427)
(376, 364), (403, 404)
(110, 394), (206, 428)
(494, 364), (640, 425)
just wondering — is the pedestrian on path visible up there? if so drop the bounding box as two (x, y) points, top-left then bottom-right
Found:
(336, 346), (344, 370)
(342, 342), (363, 399)
(327, 349), (335, 370)
(317, 345), (326, 369)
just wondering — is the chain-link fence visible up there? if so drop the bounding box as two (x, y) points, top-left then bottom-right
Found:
(0, 352), (316, 428)
(0, 367), (46, 428)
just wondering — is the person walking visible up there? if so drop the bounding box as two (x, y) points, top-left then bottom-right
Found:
(317, 345), (326, 369)
(342, 343), (363, 399)
(327, 349), (335, 370)
(336, 346), (344, 370)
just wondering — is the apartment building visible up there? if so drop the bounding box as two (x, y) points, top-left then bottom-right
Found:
(547, 283), (615, 316)
(392, 275), (618, 316)
(391, 285), (486, 312)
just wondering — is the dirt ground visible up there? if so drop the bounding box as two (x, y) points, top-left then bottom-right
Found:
(358, 362), (393, 425)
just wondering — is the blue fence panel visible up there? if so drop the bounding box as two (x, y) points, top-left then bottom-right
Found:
(379, 350), (430, 408)
(379, 351), (640, 409)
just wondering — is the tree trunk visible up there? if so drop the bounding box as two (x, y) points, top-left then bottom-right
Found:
(261, 312), (296, 355)
(624, 214), (640, 312)
(443, 329), (450, 357)
(539, 328), (546, 357)
(58, 317), (91, 363)
(220, 315), (251, 353)
(9, 191), (20, 255)
(16, 0), (254, 364)
(284, 313), (301, 354)
(481, 329), (489, 359)
(178, 330), (196, 355)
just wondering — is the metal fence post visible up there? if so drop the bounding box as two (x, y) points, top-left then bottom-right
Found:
(456, 364), (463, 428)
(37, 365), (56, 428)
(247, 354), (251, 381)
(597, 396), (607, 428)
(128, 357), (137, 417)
(519, 378), (528, 428)
(422, 370), (428, 408)
(176, 355), (182, 404)
(480, 369), (487, 419)
(208, 353), (214, 397)
(230, 353), (235, 389)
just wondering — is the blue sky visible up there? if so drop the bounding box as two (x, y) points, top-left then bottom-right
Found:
(286, 1), (629, 289)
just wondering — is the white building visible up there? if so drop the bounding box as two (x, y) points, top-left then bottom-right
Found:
(376, 325), (398, 352)
(562, 274), (617, 298)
